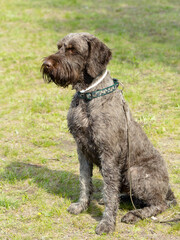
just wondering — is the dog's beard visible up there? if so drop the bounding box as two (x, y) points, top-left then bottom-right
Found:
(41, 58), (83, 88)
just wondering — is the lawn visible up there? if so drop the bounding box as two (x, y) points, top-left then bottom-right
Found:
(0, 0), (179, 239)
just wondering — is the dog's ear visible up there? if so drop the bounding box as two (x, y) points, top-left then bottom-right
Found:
(86, 37), (112, 78)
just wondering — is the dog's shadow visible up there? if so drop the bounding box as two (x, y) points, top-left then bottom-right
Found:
(1, 162), (135, 220)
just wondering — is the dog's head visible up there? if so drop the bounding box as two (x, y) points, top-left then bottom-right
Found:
(41, 33), (112, 89)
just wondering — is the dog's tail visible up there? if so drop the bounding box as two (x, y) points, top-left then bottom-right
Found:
(166, 185), (177, 206)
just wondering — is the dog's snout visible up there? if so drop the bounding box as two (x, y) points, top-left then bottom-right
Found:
(43, 60), (52, 68)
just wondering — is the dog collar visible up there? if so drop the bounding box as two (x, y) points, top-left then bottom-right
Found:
(80, 69), (108, 93)
(77, 78), (119, 101)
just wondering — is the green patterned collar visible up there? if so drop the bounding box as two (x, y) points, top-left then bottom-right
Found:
(77, 78), (119, 101)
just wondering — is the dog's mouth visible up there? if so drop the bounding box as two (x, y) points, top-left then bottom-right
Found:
(41, 56), (84, 89)
(41, 61), (72, 88)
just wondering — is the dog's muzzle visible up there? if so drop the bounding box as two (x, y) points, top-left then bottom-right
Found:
(43, 59), (53, 69)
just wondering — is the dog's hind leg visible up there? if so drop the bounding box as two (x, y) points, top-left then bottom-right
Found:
(67, 148), (93, 215)
(121, 165), (169, 223)
(121, 203), (168, 223)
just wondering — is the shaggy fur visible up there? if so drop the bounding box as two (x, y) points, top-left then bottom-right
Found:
(41, 33), (176, 235)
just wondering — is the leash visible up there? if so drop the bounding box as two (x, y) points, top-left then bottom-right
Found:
(121, 95), (137, 210)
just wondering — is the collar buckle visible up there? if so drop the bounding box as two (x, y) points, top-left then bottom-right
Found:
(85, 92), (93, 101)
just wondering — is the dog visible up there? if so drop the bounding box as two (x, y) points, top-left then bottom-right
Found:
(41, 33), (176, 235)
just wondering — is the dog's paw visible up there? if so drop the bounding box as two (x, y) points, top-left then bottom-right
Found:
(67, 202), (85, 215)
(95, 220), (115, 235)
(121, 211), (141, 224)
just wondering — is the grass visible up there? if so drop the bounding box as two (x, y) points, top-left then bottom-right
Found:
(0, 0), (180, 239)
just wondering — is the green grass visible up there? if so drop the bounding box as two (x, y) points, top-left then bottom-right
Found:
(0, 0), (180, 239)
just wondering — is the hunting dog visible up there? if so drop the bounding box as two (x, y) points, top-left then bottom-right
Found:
(41, 33), (176, 235)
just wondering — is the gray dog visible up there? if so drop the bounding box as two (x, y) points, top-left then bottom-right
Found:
(41, 33), (176, 235)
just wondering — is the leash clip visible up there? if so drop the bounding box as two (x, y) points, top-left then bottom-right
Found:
(85, 92), (93, 101)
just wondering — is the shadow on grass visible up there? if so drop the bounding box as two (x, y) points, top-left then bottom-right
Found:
(1, 162), (136, 216)
(1, 162), (82, 200)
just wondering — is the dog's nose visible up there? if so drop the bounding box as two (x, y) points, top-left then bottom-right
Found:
(43, 60), (52, 68)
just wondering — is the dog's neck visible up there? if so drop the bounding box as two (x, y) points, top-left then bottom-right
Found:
(74, 70), (114, 92)
(80, 70), (108, 93)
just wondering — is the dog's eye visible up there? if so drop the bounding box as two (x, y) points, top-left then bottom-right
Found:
(57, 44), (62, 50)
(66, 46), (76, 53)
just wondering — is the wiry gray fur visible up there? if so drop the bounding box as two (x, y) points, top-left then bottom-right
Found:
(41, 33), (177, 235)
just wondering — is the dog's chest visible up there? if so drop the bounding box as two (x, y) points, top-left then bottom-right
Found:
(68, 101), (90, 133)
(67, 99), (100, 163)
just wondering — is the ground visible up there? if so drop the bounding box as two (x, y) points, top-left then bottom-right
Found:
(0, 0), (179, 239)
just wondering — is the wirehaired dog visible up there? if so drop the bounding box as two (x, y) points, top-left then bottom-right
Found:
(41, 33), (176, 235)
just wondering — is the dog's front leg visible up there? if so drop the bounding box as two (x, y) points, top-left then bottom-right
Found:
(67, 148), (93, 215)
(96, 158), (120, 235)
